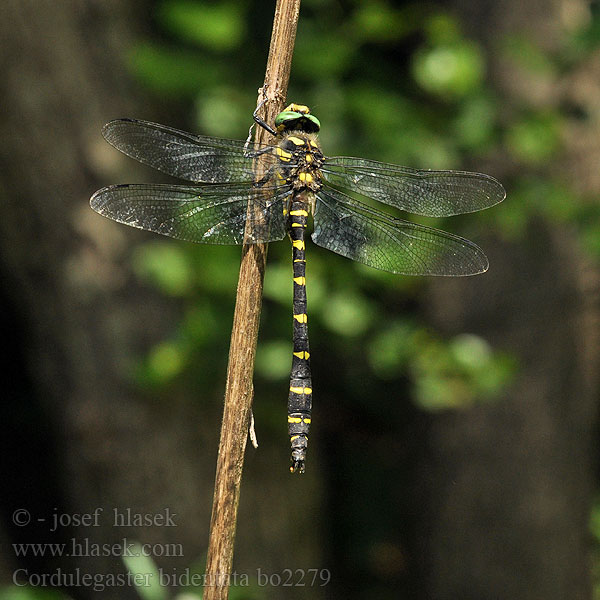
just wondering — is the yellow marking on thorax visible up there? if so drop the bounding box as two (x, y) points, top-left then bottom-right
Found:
(298, 172), (314, 183)
(293, 277), (306, 285)
(293, 313), (307, 323)
(292, 239), (305, 250)
(290, 386), (313, 395)
(305, 154), (313, 163)
(288, 136), (305, 146)
(290, 209), (308, 217)
(276, 147), (292, 161)
(291, 222), (305, 228)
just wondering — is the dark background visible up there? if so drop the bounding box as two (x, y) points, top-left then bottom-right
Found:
(1, 0), (599, 599)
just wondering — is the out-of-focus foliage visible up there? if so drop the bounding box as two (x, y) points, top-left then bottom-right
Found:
(157, 1), (246, 51)
(127, 0), (526, 418)
(121, 549), (265, 600)
(591, 499), (600, 600)
(109, 0), (600, 596)
(412, 14), (484, 99)
(369, 325), (516, 410)
(496, 6), (600, 255)
(122, 543), (166, 600)
(118, 0), (600, 475)
(0, 588), (70, 600)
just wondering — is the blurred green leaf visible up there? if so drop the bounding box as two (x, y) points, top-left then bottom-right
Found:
(581, 220), (600, 258)
(181, 302), (221, 347)
(321, 292), (374, 337)
(294, 30), (355, 79)
(147, 341), (187, 384)
(188, 245), (241, 294)
(449, 333), (492, 370)
(591, 498), (600, 540)
(367, 320), (417, 378)
(567, 4), (600, 57)
(416, 372), (472, 411)
(157, 1), (246, 51)
(477, 353), (518, 396)
(195, 89), (251, 138)
(128, 43), (219, 97)
(502, 35), (557, 75)
(424, 13), (462, 45)
(412, 41), (484, 99)
(256, 340), (291, 380)
(351, 0), (410, 42)
(452, 94), (497, 149)
(122, 542), (167, 600)
(133, 243), (194, 296)
(263, 262), (292, 305)
(346, 86), (459, 167)
(0, 588), (70, 600)
(505, 112), (561, 164)
(494, 200), (529, 240)
(410, 332), (517, 411)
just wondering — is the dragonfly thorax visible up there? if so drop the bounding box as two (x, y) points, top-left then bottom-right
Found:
(276, 132), (324, 193)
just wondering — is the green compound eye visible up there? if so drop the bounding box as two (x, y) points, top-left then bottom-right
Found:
(304, 114), (320, 131)
(275, 111), (321, 133)
(275, 111), (302, 127)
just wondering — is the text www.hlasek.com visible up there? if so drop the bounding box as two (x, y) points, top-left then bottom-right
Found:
(13, 538), (183, 558)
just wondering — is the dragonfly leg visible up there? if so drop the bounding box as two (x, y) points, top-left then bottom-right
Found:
(253, 95), (277, 136)
(244, 145), (274, 160)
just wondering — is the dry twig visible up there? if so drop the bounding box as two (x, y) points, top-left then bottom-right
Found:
(203, 2), (302, 598)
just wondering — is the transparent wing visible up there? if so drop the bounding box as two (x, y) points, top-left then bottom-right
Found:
(321, 156), (505, 217)
(102, 118), (281, 184)
(90, 182), (290, 244)
(312, 188), (488, 276)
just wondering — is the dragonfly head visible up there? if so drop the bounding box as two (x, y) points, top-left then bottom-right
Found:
(275, 103), (321, 134)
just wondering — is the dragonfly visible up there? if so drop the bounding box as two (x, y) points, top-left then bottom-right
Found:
(90, 103), (505, 473)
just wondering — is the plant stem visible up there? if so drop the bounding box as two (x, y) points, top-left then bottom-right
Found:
(203, 2), (301, 598)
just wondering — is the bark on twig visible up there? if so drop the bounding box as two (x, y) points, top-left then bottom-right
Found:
(203, 2), (301, 598)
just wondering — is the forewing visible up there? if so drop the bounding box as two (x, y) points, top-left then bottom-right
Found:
(102, 119), (279, 184)
(321, 156), (505, 217)
(312, 188), (488, 276)
(90, 183), (289, 244)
